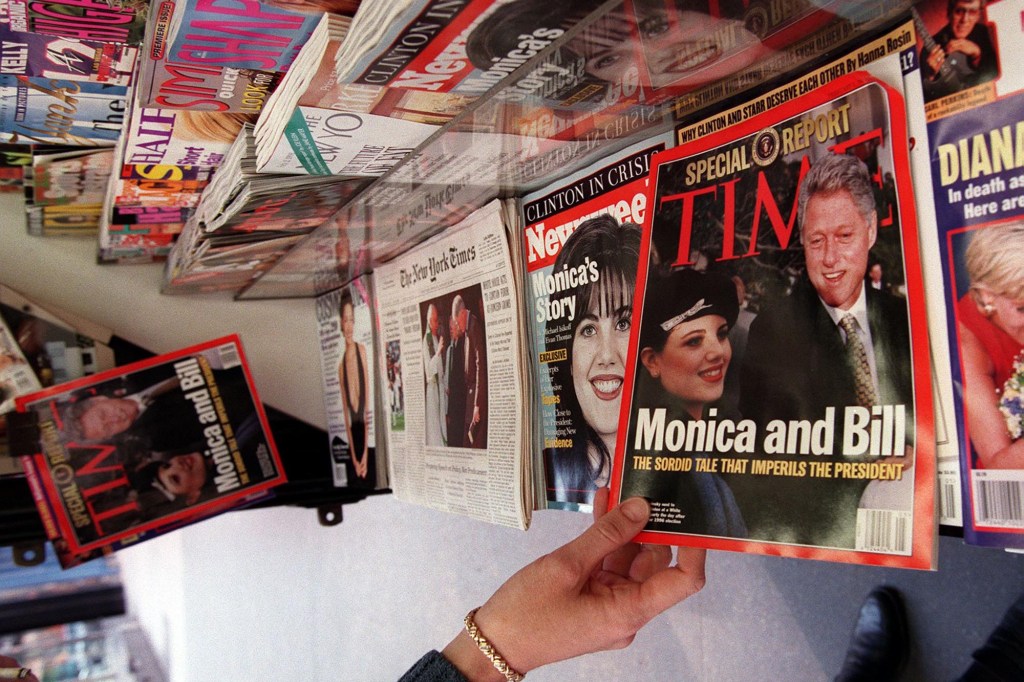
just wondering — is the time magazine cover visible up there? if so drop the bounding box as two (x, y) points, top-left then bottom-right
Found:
(610, 70), (936, 568)
(9, 335), (286, 567)
(520, 134), (671, 511)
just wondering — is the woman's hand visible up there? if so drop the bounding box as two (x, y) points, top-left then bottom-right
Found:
(442, 488), (706, 680)
(0, 655), (38, 682)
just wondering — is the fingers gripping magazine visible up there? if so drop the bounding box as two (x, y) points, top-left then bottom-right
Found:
(9, 335), (286, 567)
(611, 71), (936, 568)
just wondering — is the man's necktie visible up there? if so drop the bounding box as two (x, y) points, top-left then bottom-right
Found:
(839, 314), (876, 407)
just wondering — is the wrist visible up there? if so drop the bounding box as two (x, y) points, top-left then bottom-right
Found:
(442, 630), (507, 682)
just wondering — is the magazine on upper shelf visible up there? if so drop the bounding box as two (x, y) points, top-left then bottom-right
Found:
(915, 0), (1024, 548)
(0, 0), (149, 45)
(133, 0), (357, 114)
(163, 0), (327, 73)
(519, 133), (673, 511)
(912, 0), (1023, 122)
(316, 276), (386, 489)
(8, 335), (286, 567)
(332, 0), (541, 96)
(252, 12), (444, 176)
(29, 147), (113, 206)
(121, 103), (254, 168)
(135, 0), (281, 113)
(374, 200), (530, 528)
(611, 65), (936, 568)
(0, 76), (126, 145)
(0, 26), (138, 85)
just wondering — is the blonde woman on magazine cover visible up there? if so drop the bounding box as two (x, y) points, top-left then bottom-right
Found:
(958, 222), (1024, 469)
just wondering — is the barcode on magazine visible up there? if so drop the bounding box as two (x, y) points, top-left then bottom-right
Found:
(855, 509), (911, 555)
(216, 343), (241, 369)
(12, 372), (36, 392)
(941, 481), (961, 526)
(973, 479), (1024, 528)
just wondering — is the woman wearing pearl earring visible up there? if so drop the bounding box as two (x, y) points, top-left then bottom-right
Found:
(957, 222), (1024, 469)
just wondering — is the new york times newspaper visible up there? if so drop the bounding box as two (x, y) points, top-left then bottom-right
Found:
(374, 200), (530, 528)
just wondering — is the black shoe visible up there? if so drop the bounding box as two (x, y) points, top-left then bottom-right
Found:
(835, 586), (909, 682)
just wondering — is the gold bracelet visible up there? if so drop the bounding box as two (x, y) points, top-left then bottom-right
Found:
(463, 608), (525, 682)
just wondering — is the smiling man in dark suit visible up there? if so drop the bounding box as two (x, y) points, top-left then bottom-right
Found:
(736, 152), (913, 548)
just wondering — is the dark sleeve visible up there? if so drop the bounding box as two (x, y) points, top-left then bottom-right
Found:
(738, 311), (777, 427)
(973, 26), (999, 83)
(398, 651), (469, 682)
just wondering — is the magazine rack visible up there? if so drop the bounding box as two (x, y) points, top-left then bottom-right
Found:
(238, 0), (915, 301)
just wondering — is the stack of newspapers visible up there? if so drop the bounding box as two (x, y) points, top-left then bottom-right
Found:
(253, 12), (438, 177)
(162, 124), (369, 294)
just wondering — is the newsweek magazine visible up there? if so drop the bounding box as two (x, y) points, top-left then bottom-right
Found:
(9, 335), (286, 567)
(332, 0), (565, 97)
(611, 69), (936, 568)
(520, 134), (671, 511)
(374, 200), (530, 528)
(316, 277), (384, 489)
(920, 0), (1024, 548)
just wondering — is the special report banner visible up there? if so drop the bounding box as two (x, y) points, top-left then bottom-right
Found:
(611, 71), (936, 569)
